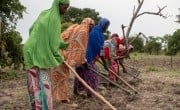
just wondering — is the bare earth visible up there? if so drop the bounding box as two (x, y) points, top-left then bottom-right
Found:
(0, 55), (180, 110)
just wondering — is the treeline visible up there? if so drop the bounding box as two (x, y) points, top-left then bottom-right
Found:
(129, 29), (180, 55)
(0, 0), (180, 70)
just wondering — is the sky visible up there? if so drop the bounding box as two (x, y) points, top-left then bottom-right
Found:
(16, 0), (180, 43)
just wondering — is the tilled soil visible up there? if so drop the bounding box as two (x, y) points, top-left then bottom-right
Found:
(0, 55), (180, 110)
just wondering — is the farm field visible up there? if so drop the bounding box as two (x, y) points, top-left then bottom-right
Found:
(0, 54), (180, 110)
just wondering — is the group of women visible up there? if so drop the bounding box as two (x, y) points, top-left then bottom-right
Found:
(23, 0), (130, 109)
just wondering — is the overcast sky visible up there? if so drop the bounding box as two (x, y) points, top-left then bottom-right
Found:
(16, 0), (180, 43)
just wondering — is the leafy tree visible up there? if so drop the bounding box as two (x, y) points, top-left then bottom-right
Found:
(61, 7), (112, 36)
(128, 36), (144, 52)
(175, 8), (180, 23)
(144, 36), (162, 55)
(62, 7), (101, 24)
(3, 31), (23, 68)
(0, 0), (26, 32)
(0, 0), (26, 68)
(162, 34), (171, 52)
(166, 29), (180, 55)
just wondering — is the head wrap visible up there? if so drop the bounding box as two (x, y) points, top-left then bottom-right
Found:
(53, 0), (70, 5)
(81, 17), (95, 25)
(61, 18), (94, 66)
(59, 0), (70, 4)
(97, 18), (110, 31)
(111, 33), (119, 38)
(23, 0), (70, 69)
(86, 18), (110, 64)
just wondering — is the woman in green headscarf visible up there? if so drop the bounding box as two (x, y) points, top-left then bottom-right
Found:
(23, 0), (70, 109)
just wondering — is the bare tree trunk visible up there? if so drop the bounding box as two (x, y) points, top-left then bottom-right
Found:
(125, 0), (167, 38)
(126, 0), (144, 38)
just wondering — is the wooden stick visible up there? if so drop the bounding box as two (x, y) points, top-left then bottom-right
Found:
(124, 64), (141, 74)
(89, 67), (132, 94)
(117, 61), (141, 80)
(108, 69), (138, 94)
(64, 61), (117, 110)
(128, 32), (142, 44)
(96, 59), (138, 94)
(125, 71), (142, 81)
(121, 24), (128, 47)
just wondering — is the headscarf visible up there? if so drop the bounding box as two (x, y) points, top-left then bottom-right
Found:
(97, 18), (110, 32)
(23, 0), (70, 69)
(81, 18), (95, 25)
(61, 18), (95, 66)
(111, 33), (119, 38)
(86, 18), (110, 64)
(58, 0), (70, 4)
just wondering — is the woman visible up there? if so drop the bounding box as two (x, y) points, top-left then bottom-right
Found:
(51, 18), (95, 103)
(23, 0), (70, 109)
(101, 33), (122, 82)
(80, 18), (110, 97)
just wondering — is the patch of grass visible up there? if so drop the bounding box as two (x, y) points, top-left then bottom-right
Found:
(174, 69), (180, 74)
(164, 69), (180, 76)
(130, 52), (180, 60)
(1, 102), (13, 110)
(0, 69), (25, 80)
(144, 66), (167, 72)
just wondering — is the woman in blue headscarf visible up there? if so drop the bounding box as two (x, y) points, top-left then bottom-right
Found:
(86, 18), (110, 64)
(74, 18), (110, 97)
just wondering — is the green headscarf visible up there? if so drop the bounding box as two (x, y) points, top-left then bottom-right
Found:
(23, 0), (70, 69)
(58, 0), (70, 4)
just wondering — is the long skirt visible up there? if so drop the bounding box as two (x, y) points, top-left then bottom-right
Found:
(27, 67), (53, 110)
(73, 64), (98, 97)
(108, 60), (118, 81)
(50, 63), (70, 101)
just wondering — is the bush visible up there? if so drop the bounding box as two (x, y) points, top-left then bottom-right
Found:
(0, 67), (24, 80)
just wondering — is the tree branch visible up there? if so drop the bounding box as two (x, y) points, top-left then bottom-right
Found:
(129, 32), (142, 44)
(125, 0), (144, 38)
(133, 5), (136, 16)
(138, 0), (141, 4)
(137, 5), (167, 18)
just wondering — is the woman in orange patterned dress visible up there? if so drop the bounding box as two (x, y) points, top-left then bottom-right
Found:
(50, 18), (95, 104)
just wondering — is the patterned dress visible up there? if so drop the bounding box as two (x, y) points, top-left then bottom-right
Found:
(27, 67), (53, 110)
(51, 18), (95, 101)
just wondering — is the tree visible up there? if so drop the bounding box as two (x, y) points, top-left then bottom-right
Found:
(166, 29), (180, 55)
(162, 34), (171, 52)
(123, 0), (167, 39)
(0, 0), (26, 68)
(144, 36), (162, 55)
(61, 6), (112, 36)
(175, 8), (180, 23)
(0, 0), (26, 32)
(128, 35), (144, 52)
(3, 31), (23, 68)
(62, 7), (100, 24)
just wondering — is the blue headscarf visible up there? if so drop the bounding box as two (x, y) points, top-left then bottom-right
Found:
(86, 18), (110, 64)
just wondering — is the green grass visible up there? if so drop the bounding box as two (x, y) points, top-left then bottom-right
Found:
(0, 69), (25, 80)
(130, 52), (180, 60)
